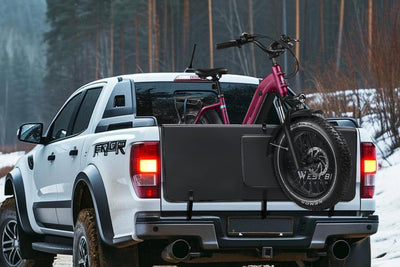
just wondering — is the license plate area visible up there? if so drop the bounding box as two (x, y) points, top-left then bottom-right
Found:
(227, 217), (293, 237)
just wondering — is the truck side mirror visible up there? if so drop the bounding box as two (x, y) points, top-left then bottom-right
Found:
(18, 123), (44, 144)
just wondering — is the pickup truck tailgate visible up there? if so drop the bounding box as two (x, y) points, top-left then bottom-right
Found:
(161, 124), (358, 211)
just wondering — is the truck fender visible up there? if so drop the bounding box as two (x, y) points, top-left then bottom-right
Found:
(4, 169), (35, 234)
(290, 108), (323, 119)
(72, 164), (115, 246)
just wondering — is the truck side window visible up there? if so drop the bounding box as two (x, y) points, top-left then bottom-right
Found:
(48, 93), (82, 142)
(72, 88), (102, 134)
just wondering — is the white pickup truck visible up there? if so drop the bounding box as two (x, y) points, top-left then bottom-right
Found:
(2, 72), (378, 267)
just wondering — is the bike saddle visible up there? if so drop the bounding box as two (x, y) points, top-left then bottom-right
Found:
(195, 68), (228, 80)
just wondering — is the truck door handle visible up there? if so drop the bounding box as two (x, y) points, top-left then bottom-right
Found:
(69, 149), (78, 156)
(47, 154), (56, 161)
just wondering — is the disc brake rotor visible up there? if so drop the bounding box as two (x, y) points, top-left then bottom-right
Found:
(304, 147), (329, 177)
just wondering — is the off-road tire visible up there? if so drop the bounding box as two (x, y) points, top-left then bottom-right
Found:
(73, 209), (102, 267)
(184, 110), (222, 124)
(273, 116), (351, 210)
(73, 208), (139, 267)
(0, 198), (54, 267)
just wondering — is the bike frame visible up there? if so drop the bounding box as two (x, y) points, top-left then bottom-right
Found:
(193, 63), (289, 125)
(193, 97), (230, 124)
(243, 63), (288, 124)
(193, 61), (300, 170)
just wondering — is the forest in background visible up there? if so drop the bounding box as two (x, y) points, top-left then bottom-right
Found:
(0, 0), (399, 153)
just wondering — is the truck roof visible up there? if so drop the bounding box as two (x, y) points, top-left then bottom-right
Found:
(84, 72), (260, 89)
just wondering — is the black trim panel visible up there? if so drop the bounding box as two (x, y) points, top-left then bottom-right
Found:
(136, 212), (378, 249)
(6, 171), (34, 234)
(41, 223), (73, 232)
(33, 200), (73, 230)
(32, 242), (73, 255)
(72, 165), (115, 246)
(33, 201), (71, 209)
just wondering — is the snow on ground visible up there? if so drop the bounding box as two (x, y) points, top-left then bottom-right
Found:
(371, 150), (400, 266)
(1, 149), (400, 266)
(0, 151), (24, 169)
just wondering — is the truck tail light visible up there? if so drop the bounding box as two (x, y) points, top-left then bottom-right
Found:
(360, 142), (376, 198)
(130, 142), (160, 198)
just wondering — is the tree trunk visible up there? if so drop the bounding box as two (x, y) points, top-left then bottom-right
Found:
(320, 1), (325, 63)
(120, 25), (125, 74)
(295, 0), (301, 89)
(295, 0), (300, 62)
(208, 0), (214, 68)
(148, 0), (153, 72)
(154, 0), (159, 71)
(109, 0), (114, 76)
(95, 16), (100, 80)
(368, 0), (373, 65)
(163, 0), (168, 69)
(183, 0), (190, 59)
(135, 18), (140, 72)
(248, 0), (256, 75)
(170, 6), (175, 71)
(336, 0), (345, 69)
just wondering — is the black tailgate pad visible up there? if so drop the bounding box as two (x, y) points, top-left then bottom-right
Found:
(161, 124), (357, 202)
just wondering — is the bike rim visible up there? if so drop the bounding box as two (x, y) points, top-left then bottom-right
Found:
(2, 220), (22, 266)
(277, 127), (337, 199)
(78, 236), (90, 267)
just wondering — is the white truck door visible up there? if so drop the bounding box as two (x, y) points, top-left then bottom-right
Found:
(55, 87), (103, 228)
(33, 92), (84, 228)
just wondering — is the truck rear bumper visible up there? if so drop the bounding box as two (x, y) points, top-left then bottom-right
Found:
(135, 213), (378, 250)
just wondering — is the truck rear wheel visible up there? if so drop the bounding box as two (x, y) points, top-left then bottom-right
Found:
(73, 208), (139, 267)
(73, 209), (102, 267)
(0, 198), (54, 267)
(273, 116), (351, 210)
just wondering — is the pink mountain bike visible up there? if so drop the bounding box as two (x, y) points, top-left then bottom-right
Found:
(192, 33), (351, 210)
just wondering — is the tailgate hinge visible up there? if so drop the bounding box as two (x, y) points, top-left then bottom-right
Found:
(262, 189), (268, 219)
(187, 190), (194, 220)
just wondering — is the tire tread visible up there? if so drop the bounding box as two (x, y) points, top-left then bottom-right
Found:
(274, 116), (352, 210)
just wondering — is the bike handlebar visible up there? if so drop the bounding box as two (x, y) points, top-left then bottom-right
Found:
(216, 33), (298, 55)
(216, 40), (240, 49)
(215, 33), (300, 78)
(216, 33), (256, 49)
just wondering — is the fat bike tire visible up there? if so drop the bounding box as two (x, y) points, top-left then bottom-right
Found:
(273, 116), (351, 210)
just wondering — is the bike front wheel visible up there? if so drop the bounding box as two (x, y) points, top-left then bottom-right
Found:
(273, 116), (351, 210)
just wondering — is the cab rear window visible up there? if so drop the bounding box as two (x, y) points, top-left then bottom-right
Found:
(135, 82), (258, 124)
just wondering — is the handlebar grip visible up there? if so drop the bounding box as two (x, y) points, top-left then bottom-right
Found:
(216, 40), (239, 49)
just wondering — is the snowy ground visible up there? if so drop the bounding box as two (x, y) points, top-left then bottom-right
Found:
(0, 150), (399, 266)
(0, 151), (25, 169)
(371, 150), (400, 266)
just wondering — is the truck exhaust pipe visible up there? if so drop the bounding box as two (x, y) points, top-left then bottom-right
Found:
(161, 239), (191, 263)
(330, 239), (351, 261)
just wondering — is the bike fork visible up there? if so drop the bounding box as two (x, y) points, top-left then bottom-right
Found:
(275, 98), (300, 170)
